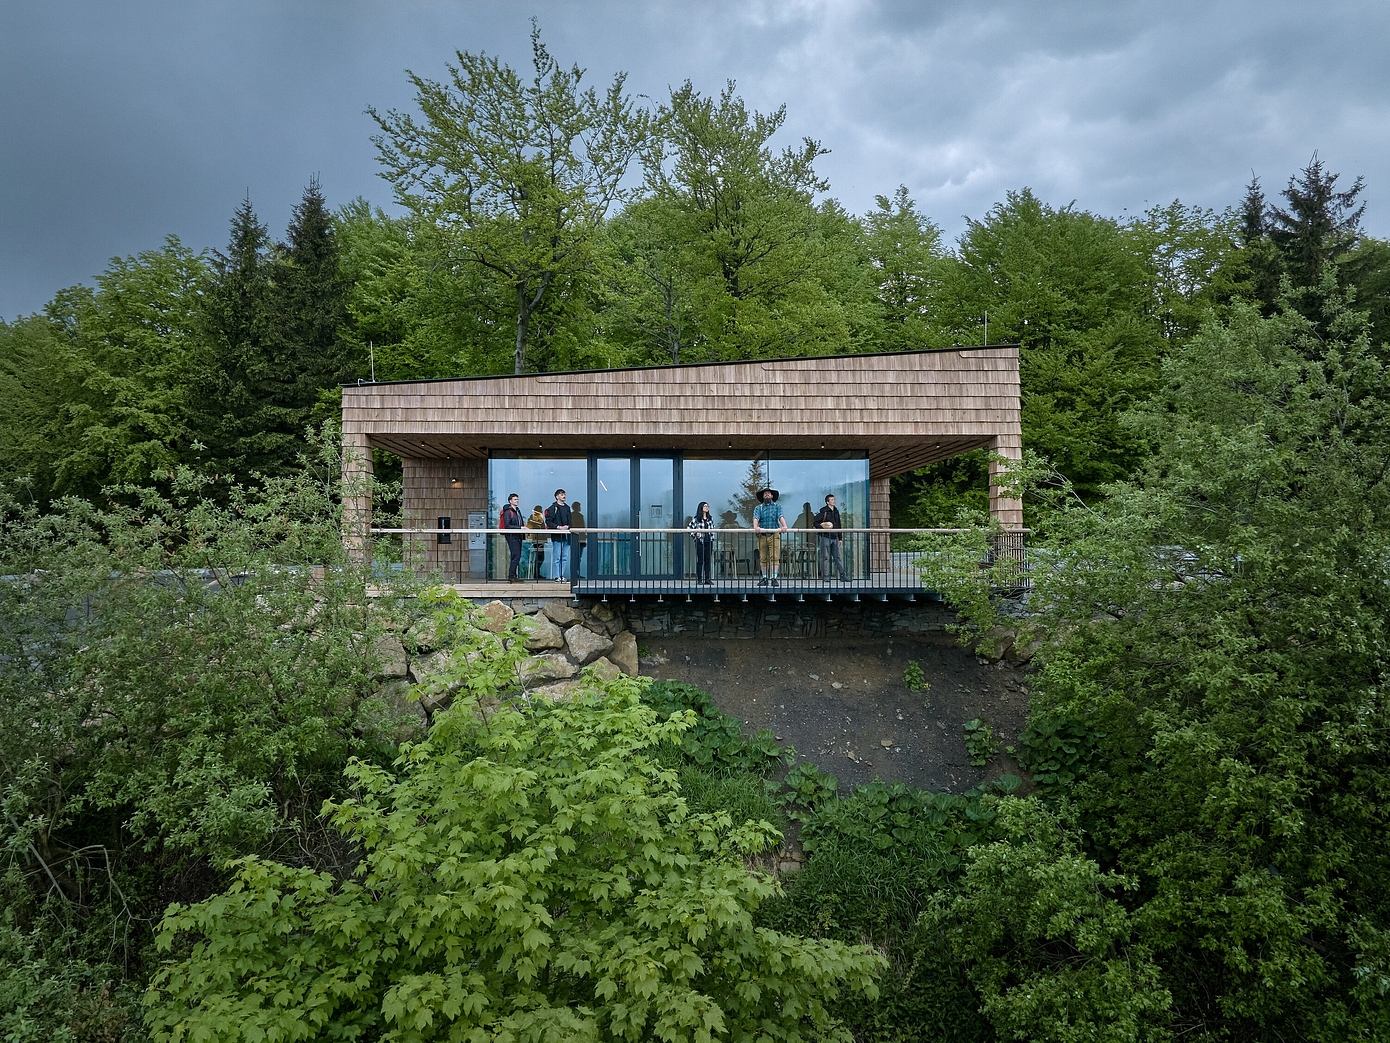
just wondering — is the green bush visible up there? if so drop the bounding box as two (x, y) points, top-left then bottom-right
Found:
(775, 762), (839, 820)
(762, 783), (1005, 1041)
(1016, 710), (1101, 793)
(641, 680), (792, 776)
(677, 766), (786, 838)
(145, 681), (885, 1041)
(962, 718), (998, 767)
(902, 659), (929, 692)
(0, 916), (141, 1043)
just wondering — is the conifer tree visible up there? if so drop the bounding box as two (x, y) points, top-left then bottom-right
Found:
(197, 196), (296, 478)
(1269, 153), (1365, 289)
(276, 177), (357, 424)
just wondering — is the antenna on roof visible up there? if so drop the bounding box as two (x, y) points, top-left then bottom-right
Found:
(369, 340), (376, 383)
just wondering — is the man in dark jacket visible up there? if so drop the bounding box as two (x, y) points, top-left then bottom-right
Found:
(814, 493), (847, 581)
(499, 493), (525, 582)
(544, 488), (572, 581)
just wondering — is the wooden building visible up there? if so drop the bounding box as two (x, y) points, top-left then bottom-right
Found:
(342, 347), (1022, 589)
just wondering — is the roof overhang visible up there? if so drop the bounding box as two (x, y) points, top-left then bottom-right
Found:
(343, 347), (1020, 481)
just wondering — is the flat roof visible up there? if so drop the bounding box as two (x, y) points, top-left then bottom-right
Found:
(341, 344), (1021, 390)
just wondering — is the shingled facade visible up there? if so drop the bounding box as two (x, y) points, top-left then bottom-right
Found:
(341, 347), (1023, 580)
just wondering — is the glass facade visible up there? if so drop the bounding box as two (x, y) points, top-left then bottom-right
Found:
(489, 451), (868, 580)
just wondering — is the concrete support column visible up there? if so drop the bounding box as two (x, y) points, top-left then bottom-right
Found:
(342, 428), (373, 564)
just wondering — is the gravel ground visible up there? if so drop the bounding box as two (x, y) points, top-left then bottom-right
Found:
(640, 634), (1031, 793)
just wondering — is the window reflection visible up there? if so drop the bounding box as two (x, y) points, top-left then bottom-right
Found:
(682, 453), (867, 532)
(488, 454), (586, 520)
(491, 451), (869, 582)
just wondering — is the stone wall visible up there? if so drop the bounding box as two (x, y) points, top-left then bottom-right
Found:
(453, 596), (958, 640)
(376, 597), (640, 717)
(622, 600), (957, 639)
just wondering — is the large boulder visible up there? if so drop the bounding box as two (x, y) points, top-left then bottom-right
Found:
(478, 600), (515, 634)
(590, 603), (617, 624)
(373, 633), (410, 679)
(541, 601), (583, 627)
(513, 613), (565, 651)
(402, 615), (440, 653)
(530, 678), (584, 702)
(410, 648), (461, 687)
(609, 632), (639, 676)
(564, 625), (613, 666)
(518, 653), (580, 687)
(586, 657), (622, 684)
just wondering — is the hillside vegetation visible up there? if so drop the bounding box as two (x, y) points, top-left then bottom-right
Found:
(2, 30), (1388, 1043)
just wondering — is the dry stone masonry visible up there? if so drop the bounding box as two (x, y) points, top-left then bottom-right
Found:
(374, 598), (644, 718)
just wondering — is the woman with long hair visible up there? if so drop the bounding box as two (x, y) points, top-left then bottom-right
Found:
(687, 500), (716, 585)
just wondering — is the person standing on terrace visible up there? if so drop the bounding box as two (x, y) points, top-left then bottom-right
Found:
(752, 487), (787, 588)
(570, 500), (586, 577)
(499, 493), (525, 583)
(545, 488), (572, 581)
(814, 493), (847, 581)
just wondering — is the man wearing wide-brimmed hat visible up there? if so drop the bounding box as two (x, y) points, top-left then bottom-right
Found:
(752, 486), (787, 587)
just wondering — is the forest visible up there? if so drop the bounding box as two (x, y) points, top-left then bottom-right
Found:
(1, 29), (1388, 1042)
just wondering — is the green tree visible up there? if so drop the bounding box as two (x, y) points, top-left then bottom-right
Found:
(1127, 200), (1241, 345)
(275, 176), (360, 426)
(145, 679), (883, 1041)
(0, 433), (411, 1038)
(0, 314), (69, 500)
(1220, 175), (1284, 316)
(0, 239), (208, 501)
(860, 185), (948, 351)
(938, 189), (1163, 497)
(335, 199), (515, 381)
(196, 196), (298, 478)
(1344, 235), (1390, 349)
(1269, 153), (1366, 292)
(1010, 300), (1390, 1039)
(370, 24), (654, 374)
(599, 196), (702, 364)
(642, 81), (874, 360)
(926, 800), (1171, 1042)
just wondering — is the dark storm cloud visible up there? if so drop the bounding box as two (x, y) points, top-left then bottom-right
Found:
(3, 0), (1388, 319)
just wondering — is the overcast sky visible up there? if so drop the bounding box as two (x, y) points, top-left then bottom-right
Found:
(3, 0), (1388, 321)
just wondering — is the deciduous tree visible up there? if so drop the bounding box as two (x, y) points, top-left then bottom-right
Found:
(370, 24), (654, 374)
(145, 677), (883, 1041)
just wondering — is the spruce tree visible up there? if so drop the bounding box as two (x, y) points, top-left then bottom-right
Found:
(198, 196), (296, 479)
(1269, 154), (1366, 290)
(1233, 174), (1284, 314)
(1237, 174), (1267, 244)
(276, 176), (357, 425)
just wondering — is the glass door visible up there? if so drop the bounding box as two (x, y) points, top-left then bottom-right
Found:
(588, 455), (680, 580)
(637, 456), (678, 579)
(592, 457), (632, 579)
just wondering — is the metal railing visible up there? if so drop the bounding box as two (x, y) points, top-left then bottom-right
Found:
(368, 526), (1030, 596)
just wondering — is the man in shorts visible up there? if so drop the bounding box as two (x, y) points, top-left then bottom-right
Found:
(752, 486), (787, 587)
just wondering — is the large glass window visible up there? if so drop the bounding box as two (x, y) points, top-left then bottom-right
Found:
(489, 454), (587, 580)
(681, 453), (867, 531)
(490, 451), (868, 581)
(489, 453), (587, 522)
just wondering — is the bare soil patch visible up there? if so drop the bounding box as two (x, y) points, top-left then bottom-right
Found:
(640, 634), (1030, 792)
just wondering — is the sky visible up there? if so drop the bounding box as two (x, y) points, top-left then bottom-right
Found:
(3, 0), (1388, 321)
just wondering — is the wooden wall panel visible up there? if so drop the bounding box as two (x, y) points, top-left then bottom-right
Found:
(343, 347), (1027, 539)
(400, 459), (487, 582)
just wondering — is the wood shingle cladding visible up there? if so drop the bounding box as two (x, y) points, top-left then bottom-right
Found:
(344, 347), (1020, 473)
(341, 347), (1024, 562)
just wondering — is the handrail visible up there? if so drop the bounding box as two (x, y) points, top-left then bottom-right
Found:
(370, 526), (1029, 535)
(371, 525), (1030, 593)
